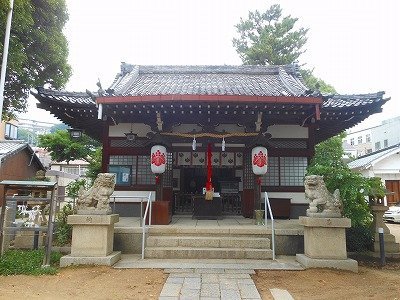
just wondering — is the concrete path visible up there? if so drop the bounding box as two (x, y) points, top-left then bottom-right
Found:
(159, 268), (261, 300)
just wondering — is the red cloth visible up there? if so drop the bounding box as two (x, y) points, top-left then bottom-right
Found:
(206, 143), (213, 191)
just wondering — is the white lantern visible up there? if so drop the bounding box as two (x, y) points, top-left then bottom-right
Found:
(151, 145), (166, 174)
(251, 146), (268, 175)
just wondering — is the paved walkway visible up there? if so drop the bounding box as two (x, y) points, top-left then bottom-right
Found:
(114, 255), (301, 299)
(159, 269), (260, 300)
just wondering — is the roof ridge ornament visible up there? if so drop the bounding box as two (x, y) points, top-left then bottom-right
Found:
(120, 62), (134, 75)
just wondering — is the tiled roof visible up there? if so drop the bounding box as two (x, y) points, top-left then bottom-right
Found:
(33, 88), (95, 106)
(322, 92), (387, 109)
(107, 64), (311, 97)
(32, 63), (389, 142)
(348, 144), (400, 170)
(0, 141), (44, 170)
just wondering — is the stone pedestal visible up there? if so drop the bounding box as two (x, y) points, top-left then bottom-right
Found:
(60, 214), (121, 267)
(371, 205), (400, 254)
(296, 216), (358, 272)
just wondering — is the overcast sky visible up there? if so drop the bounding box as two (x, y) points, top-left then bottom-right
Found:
(22, 0), (399, 130)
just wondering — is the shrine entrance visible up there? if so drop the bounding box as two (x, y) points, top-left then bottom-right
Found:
(173, 167), (242, 216)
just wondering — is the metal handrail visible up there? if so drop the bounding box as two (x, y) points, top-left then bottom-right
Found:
(109, 195), (149, 226)
(264, 191), (275, 260)
(141, 192), (152, 259)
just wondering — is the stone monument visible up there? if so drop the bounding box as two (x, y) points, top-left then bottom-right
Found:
(60, 173), (121, 267)
(296, 175), (358, 272)
(370, 204), (400, 256)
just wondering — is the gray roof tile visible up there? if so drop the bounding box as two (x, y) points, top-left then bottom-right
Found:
(348, 144), (400, 169)
(108, 64), (310, 97)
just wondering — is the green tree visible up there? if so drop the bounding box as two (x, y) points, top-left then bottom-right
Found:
(307, 134), (385, 251)
(233, 4), (308, 65)
(307, 133), (369, 227)
(85, 147), (102, 182)
(233, 4), (335, 94)
(38, 130), (100, 164)
(0, 0), (71, 119)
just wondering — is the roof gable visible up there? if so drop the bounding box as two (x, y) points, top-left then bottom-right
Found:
(0, 140), (45, 170)
(348, 144), (400, 170)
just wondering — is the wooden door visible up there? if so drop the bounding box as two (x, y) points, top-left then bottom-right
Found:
(386, 180), (400, 205)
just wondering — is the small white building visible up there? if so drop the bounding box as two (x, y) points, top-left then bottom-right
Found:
(348, 144), (400, 205)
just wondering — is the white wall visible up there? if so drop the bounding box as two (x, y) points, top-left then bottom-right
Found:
(266, 125), (308, 139)
(263, 192), (306, 204)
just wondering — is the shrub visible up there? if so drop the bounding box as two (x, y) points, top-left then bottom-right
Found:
(346, 226), (374, 252)
(54, 203), (75, 246)
(66, 178), (90, 198)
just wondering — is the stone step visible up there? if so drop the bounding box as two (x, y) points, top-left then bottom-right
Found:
(146, 235), (270, 249)
(144, 246), (273, 260)
(374, 241), (400, 253)
(148, 226), (271, 237)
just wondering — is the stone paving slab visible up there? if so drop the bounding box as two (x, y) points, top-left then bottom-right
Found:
(159, 269), (262, 300)
(269, 288), (294, 300)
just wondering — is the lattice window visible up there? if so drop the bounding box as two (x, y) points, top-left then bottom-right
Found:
(243, 152), (255, 189)
(137, 156), (155, 185)
(163, 153), (173, 187)
(261, 156), (307, 187)
(261, 157), (279, 186)
(109, 155), (134, 165)
(268, 140), (307, 149)
(280, 157), (307, 186)
(109, 155), (154, 186)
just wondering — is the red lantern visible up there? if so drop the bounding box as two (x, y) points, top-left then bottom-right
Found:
(151, 145), (166, 174)
(252, 146), (268, 175)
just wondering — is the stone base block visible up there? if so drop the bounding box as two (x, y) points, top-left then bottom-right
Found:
(60, 251), (121, 267)
(13, 231), (45, 249)
(68, 214), (119, 257)
(299, 216), (350, 259)
(296, 254), (358, 273)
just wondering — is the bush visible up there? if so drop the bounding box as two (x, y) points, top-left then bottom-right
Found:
(54, 203), (75, 246)
(66, 178), (90, 198)
(346, 226), (374, 252)
(0, 250), (62, 275)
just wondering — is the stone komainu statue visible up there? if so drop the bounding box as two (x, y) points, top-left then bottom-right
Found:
(76, 173), (116, 214)
(305, 175), (342, 218)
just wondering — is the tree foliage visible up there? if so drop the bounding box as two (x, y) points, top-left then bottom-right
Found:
(233, 4), (308, 65)
(307, 133), (385, 227)
(0, 0), (71, 119)
(300, 69), (336, 94)
(85, 147), (102, 182)
(233, 4), (335, 94)
(38, 130), (100, 164)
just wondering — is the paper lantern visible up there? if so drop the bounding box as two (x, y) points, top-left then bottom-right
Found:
(252, 146), (268, 175)
(151, 145), (166, 174)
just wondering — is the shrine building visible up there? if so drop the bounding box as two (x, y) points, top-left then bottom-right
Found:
(33, 63), (389, 223)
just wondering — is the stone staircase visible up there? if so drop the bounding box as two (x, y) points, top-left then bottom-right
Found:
(144, 227), (273, 259)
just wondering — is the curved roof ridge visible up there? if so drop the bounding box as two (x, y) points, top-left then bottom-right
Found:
(278, 66), (309, 96)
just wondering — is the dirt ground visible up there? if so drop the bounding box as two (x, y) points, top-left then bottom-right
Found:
(1, 223), (399, 299)
(253, 262), (400, 300)
(0, 260), (399, 300)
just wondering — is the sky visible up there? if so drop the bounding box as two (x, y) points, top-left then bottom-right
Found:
(21, 0), (400, 130)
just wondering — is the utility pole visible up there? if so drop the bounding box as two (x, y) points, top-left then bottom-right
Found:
(0, 0), (15, 124)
